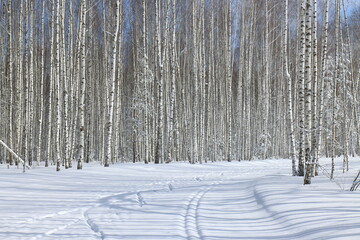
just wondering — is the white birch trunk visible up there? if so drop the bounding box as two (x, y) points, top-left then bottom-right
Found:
(298, 0), (306, 176)
(55, 0), (62, 171)
(37, 0), (46, 166)
(192, 0), (198, 164)
(236, 1), (245, 161)
(141, 0), (149, 164)
(226, 1), (232, 162)
(46, 0), (56, 167)
(330, 0), (340, 179)
(23, 0), (29, 171)
(245, 3), (256, 160)
(206, 0), (215, 162)
(167, 0), (177, 163)
(199, 0), (205, 164)
(311, 0), (318, 176)
(16, 0), (24, 160)
(8, 0), (14, 165)
(61, 0), (70, 169)
(155, 0), (164, 164)
(78, 0), (87, 170)
(341, 0), (352, 171)
(317, 0), (329, 175)
(260, 0), (270, 160)
(28, 0), (35, 167)
(284, 0), (297, 176)
(105, 0), (121, 167)
(68, 0), (75, 168)
(304, 0), (313, 185)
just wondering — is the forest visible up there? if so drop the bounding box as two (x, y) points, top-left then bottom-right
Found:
(0, 0), (359, 186)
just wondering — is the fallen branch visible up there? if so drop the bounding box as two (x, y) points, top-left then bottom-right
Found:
(0, 140), (31, 169)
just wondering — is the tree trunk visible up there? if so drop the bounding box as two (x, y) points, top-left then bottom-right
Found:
(226, 1), (232, 162)
(78, 0), (87, 170)
(284, 0), (297, 176)
(304, 0), (313, 185)
(37, 0), (46, 167)
(298, 0), (306, 176)
(105, 0), (121, 167)
(55, 0), (62, 171)
(317, 0), (329, 177)
(7, 0), (14, 166)
(46, 0), (56, 167)
(330, 0), (340, 179)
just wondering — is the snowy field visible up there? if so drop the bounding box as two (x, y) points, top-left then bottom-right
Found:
(1, 158), (360, 240)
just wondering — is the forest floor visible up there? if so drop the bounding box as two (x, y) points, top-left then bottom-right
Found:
(0, 157), (360, 240)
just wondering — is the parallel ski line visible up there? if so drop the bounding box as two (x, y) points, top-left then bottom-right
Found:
(184, 181), (222, 240)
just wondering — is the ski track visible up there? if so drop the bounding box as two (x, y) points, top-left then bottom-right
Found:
(184, 188), (208, 240)
(1, 170), (285, 240)
(28, 217), (82, 240)
(1, 178), (289, 240)
(83, 207), (105, 240)
(2, 160), (359, 239)
(0, 177), (290, 240)
(183, 181), (223, 240)
(194, 179), (295, 240)
(0, 207), (84, 229)
(0, 207), (89, 240)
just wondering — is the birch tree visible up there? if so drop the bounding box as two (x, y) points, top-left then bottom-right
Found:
(23, 0), (29, 170)
(298, 0), (306, 176)
(55, 0), (61, 171)
(78, 0), (87, 170)
(37, 0), (46, 167)
(317, 0), (329, 176)
(192, 0), (198, 164)
(331, 0), (340, 179)
(304, 0), (313, 185)
(7, 0), (14, 166)
(167, 0), (177, 163)
(226, 0), (232, 162)
(46, 0), (55, 167)
(16, 0), (24, 161)
(105, 0), (121, 167)
(284, 0), (297, 176)
(61, 0), (70, 169)
(154, 0), (164, 164)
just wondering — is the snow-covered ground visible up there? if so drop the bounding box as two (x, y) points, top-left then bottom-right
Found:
(1, 158), (360, 240)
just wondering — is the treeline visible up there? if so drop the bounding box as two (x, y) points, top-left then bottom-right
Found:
(0, 0), (359, 181)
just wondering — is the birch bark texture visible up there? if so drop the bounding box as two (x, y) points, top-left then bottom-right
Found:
(105, 0), (121, 167)
(78, 0), (87, 170)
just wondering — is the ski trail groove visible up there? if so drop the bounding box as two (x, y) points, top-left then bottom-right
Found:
(83, 207), (105, 240)
(184, 181), (221, 240)
(184, 190), (206, 240)
(0, 207), (83, 229)
(29, 218), (82, 240)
